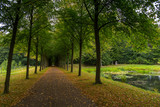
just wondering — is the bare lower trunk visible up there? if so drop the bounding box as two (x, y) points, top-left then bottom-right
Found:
(4, 0), (21, 94)
(67, 52), (69, 71)
(40, 47), (43, 71)
(40, 53), (42, 71)
(79, 4), (83, 76)
(35, 36), (38, 74)
(64, 55), (66, 69)
(41, 47), (44, 70)
(78, 40), (82, 76)
(40, 62), (41, 71)
(71, 42), (74, 72)
(94, 0), (101, 84)
(26, 7), (34, 79)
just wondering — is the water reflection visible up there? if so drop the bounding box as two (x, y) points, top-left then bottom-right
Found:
(106, 74), (160, 92)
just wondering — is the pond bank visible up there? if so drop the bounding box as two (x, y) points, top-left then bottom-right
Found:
(63, 65), (160, 106)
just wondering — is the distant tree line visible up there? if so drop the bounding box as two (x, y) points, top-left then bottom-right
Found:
(0, 47), (39, 67)
(80, 46), (160, 66)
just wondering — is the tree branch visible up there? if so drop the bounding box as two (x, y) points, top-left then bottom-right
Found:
(32, 14), (43, 24)
(62, 18), (80, 41)
(122, 21), (136, 31)
(83, 0), (94, 22)
(98, 20), (119, 31)
(2, 5), (14, 23)
(32, 24), (50, 36)
(98, 0), (113, 15)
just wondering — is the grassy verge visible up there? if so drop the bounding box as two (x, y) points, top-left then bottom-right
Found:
(82, 64), (160, 74)
(61, 65), (160, 106)
(0, 67), (48, 106)
(0, 66), (26, 75)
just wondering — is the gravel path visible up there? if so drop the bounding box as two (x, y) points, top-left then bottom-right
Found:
(14, 67), (96, 107)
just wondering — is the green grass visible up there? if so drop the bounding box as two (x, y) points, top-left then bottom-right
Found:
(82, 64), (160, 74)
(62, 64), (160, 106)
(0, 66), (47, 106)
(0, 66), (28, 76)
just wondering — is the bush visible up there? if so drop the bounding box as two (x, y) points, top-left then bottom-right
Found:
(121, 75), (127, 82)
(18, 61), (22, 67)
(82, 52), (112, 66)
(82, 54), (96, 66)
(129, 57), (149, 64)
(102, 52), (112, 66)
(0, 60), (7, 71)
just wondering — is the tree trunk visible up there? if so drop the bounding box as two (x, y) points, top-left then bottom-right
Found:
(3, 0), (21, 94)
(78, 40), (82, 76)
(94, 0), (102, 84)
(64, 55), (66, 69)
(35, 36), (38, 74)
(40, 47), (43, 71)
(79, 3), (83, 76)
(67, 52), (69, 71)
(40, 57), (42, 71)
(41, 47), (44, 70)
(71, 42), (74, 72)
(40, 53), (42, 71)
(26, 7), (34, 79)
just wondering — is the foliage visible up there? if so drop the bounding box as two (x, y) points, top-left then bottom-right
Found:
(82, 53), (96, 65)
(0, 47), (9, 65)
(81, 36), (160, 65)
(0, 60), (7, 71)
(0, 46), (38, 71)
(0, 0), (160, 97)
(120, 75), (127, 83)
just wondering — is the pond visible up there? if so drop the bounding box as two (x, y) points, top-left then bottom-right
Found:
(105, 73), (160, 92)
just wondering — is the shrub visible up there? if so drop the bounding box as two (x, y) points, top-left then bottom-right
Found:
(121, 75), (127, 82)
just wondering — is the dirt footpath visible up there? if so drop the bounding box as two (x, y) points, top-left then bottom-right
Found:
(13, 67), (96, 107)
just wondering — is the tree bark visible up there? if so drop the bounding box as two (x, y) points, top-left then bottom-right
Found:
(94, 0), (102, 84)
(78, 3), (83, 76)
(71, 42), (74, 72)
(40, 53), (42, 71)
(64, 55), (66, 69)
(4, 0), (21, 94)
(78, 39), (82, 76)
(26, 7), (34, 79)
(67, 52), (69, 71)
(40, 57), (42, 71)
(40, 47), (43, 71)
(35, 36), (38, 74)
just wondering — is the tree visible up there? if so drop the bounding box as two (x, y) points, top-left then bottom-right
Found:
(51, 20), (75, 68)
(57, 1), (91, 75)
(26, 5), (34, 79)
(1, 0), (53, 94)
(83, 0), (157, 84)
(0, 0), (23, 94)
(23, 0), (52, 78)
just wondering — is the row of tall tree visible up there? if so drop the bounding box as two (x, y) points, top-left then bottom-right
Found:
(0, 0), (159, 94)
(52, 0), (159, 84)
(0, 0), (53, 94)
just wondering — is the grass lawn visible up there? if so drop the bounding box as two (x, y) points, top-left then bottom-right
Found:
(82, 64), (160, 74)
(62, 64), (160, 106)
(0, 67), (48, 106)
